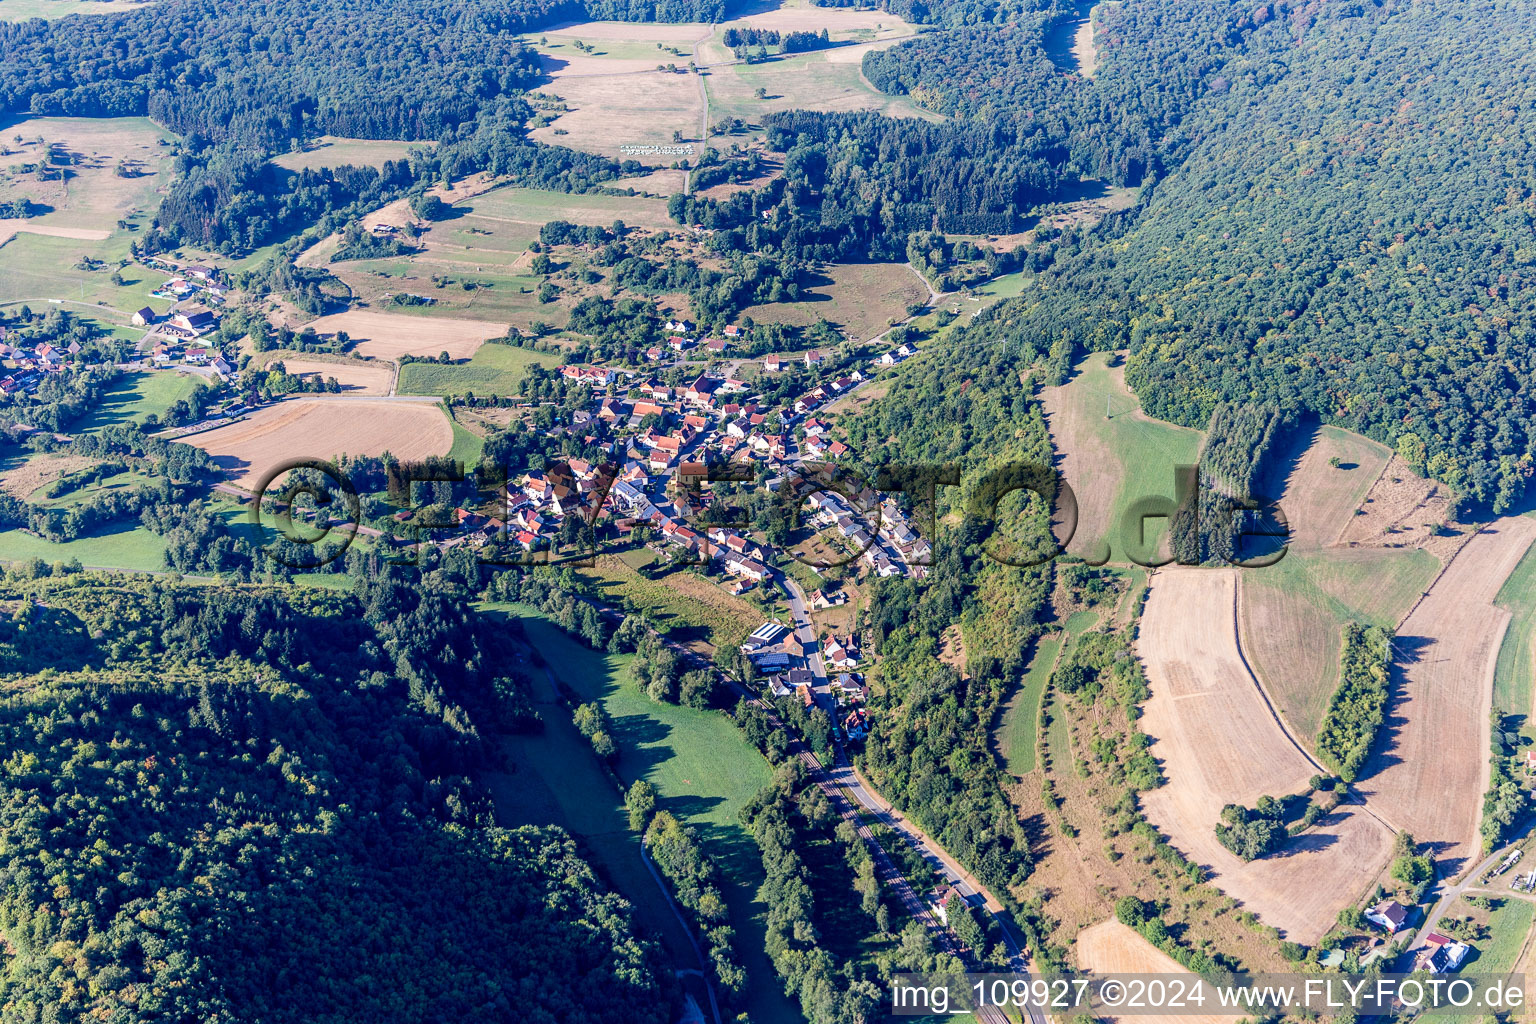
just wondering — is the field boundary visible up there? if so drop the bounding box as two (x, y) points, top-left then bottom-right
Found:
(1232, 572), (1404, 836)
(1390, 522), (1485, 631)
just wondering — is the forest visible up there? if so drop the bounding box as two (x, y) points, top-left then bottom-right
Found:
(0, 567), (671, 1021)
(1058, 0), (1536, 511)
(1169, 402), (1288, 566)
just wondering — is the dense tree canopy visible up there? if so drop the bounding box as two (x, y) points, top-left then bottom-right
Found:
(0, 572), (670, 1021)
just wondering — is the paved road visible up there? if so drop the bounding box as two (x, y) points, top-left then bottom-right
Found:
(1414, 818), (1536, 955)
(772, 571), (1046, 1024)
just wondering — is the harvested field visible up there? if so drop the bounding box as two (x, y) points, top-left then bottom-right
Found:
(0, 453), (98, 499)
(1357, 516), (1536, 873)
(1041, 352), (1203, 563)
(1238, 548), (1440, 742)
(304, 310), (506, 360)
(264, 355), (395, 395)
(1137, 567), (1395, 942)
(1238, 421), (1440, 743)
(0, 223), (111, 245)
(530, 70), (702, 165)
(184, 398), (453, 490)
(612, 169), (688, 197)
(1075, 920), (1236, 1024)
(1260, 424), (1391, 550)
(1338, 454), (1461, 559)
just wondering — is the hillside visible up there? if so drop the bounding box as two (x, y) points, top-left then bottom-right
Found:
(0, 572), (669, 1022)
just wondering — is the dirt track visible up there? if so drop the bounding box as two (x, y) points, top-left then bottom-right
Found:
(1137, 567), (1394, 942)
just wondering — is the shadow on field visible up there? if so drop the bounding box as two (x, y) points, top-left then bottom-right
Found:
(1356, 634), (1436, 781)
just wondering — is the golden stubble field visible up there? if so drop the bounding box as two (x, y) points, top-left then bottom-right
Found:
(261, 354), (397, 396)
(303, 310), (508, 361)
(1355, 516), (1536, 873)
(1075, 920), (1238, 1024)
(1136, 567), (1395, 943)
(184, 398), (453, 490)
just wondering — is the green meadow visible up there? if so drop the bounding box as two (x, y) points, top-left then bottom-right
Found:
(481, 606), (800, 1024)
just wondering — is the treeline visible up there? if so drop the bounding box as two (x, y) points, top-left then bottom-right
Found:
(741, 763), (886, 1023)
(907, 230), (1029, 293)
(669, 111), (1067, 257)
(1316, 623), (1393, 782)
(644, 810), (748, 999)
(1, 0), (731, 147)
(1, 424), (220, 543)
(0, 570), (668, 1020)
(1115, 895), (1236, 975)
(1169, 402), (1287, 566)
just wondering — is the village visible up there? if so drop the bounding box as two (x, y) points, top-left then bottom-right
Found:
(2, 243), (933, 749)
(0, 259), (233, 398)
(429, 318), (931, 744)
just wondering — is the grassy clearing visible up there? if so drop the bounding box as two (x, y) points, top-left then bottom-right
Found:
(740, 261), (928, 343)
(1494, 539), (1536, 720)
(1044, 352), (1204, 564)
(1439, 896), (1534, 1024)
(575, 555), (767, 654)
(703, 41), (936, 142)
(521, 32), (706, 62)
(0, 232), (167, 314)
(446, 415), (484, 467)
(397, 344), (560, 397)
(0, 520), (166, 572)
(0, 0), (151, 18)
(337, 187), (673, 329)
(75, 371), (201, 432)
(1, 116), (174, 228)
(1000, 634), (1062, 776)
(27, 467), (156, 508)
(1240, 548), (1440, 741)
(466, 186), (675, 231)
(0, 118), (175, 314)
(485, 606), (799, 1024)
(974, 270), (1030, 299)
(270, 136), (429, 172)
